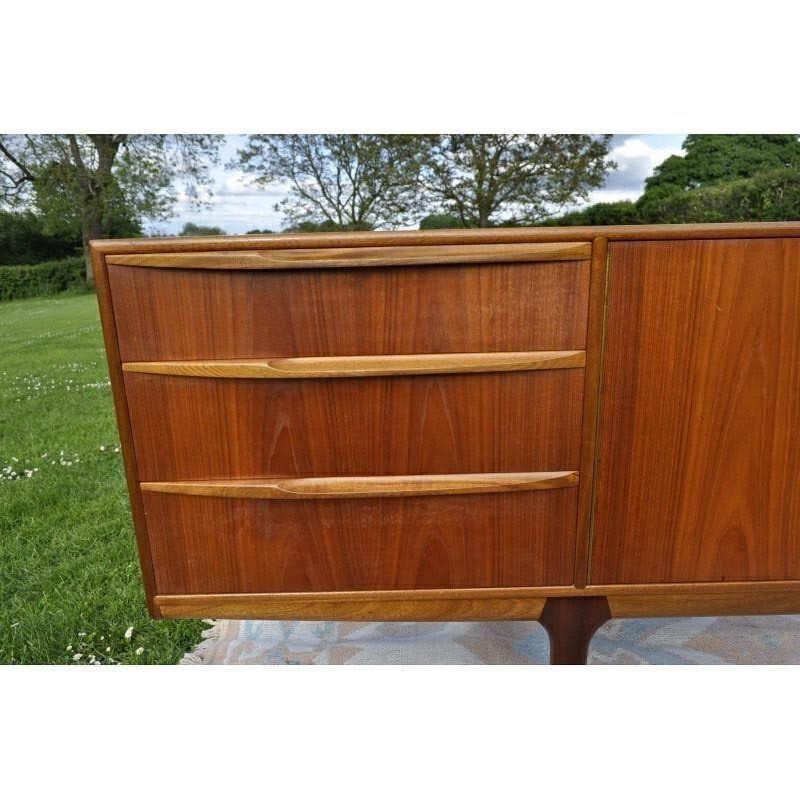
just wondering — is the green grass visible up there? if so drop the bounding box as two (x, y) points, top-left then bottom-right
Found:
(0, 293), (206, 664)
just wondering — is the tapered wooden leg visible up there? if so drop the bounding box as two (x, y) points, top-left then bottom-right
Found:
(538, 596), (611, 665)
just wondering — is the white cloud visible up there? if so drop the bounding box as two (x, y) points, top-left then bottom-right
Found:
(596, 135), (685, 199)
(217, 171), (275, 198)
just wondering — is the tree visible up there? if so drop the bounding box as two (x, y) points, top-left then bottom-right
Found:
(646, 134), (800, 192)
(0, 210), (81, 265)
(179, 222), (226, 236)
(542, 200), (640, 227)
(638, 134), (800, 222)
(0, 134), (223, 285)
(416, 135), (615, 227)
(419, 213), (466, 230)
(281, 220), (358, 234)
(639, 167), (800, 224)
(232, 135), (424, 230)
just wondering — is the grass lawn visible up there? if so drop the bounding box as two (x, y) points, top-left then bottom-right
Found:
(0, 292), (206, 664)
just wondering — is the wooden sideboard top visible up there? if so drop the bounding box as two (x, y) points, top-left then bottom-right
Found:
(90, 221), (800, 256)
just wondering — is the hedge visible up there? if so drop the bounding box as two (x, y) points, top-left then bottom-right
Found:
(0, 257), (87, 302)
(634, 167), (800, 224)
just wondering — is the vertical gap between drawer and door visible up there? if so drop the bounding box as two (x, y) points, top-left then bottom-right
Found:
(572, 238), (611, 588)
(584, 241), (612, 586)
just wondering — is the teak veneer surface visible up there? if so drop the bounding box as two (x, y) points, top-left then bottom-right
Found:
(591, 238), (800, 584)
(90, 221), (800, 256)
(107, 260), (589, 361)
(90, 224), (800, 646)
(124, 370), (584, 482)
(105, 241), (592, 268)
(153, 583), (800, 621)
(143, 490), (580, 594)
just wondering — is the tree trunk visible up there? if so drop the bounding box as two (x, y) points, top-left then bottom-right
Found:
(77, 134), (125, 290)
(82, 212), (103, 289)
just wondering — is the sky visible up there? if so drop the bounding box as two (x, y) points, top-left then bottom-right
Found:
(162, 134), (687, 235)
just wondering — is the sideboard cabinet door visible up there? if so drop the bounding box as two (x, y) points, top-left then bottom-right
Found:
(590, 238), (800, 585)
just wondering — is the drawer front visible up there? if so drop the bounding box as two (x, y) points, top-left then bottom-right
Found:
(143, 489), (580, 594)
(108, 259), (590, 361)
(125, 369), (584, 482)
(102, 241), (593, 600)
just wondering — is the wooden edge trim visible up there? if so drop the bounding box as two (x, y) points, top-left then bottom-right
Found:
(155, 581), (800, 621)
(90, 222), (800, 256)
(92, 248), (162, 619)
(157, 595), (548, 621)
(140, 471), (580, 500)
(608, 590), (800, 618)
(105, 241), (592, 268)
(573, 236), (608, 588)
(121, 350), (586, 379)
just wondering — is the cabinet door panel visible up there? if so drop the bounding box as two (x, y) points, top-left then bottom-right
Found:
(591, 239), (800, 584)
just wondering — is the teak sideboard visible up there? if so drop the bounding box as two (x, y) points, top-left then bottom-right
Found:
(91, 223), (800, 664)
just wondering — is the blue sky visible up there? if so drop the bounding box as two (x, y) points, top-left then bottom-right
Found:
(163, 134), (686, 235)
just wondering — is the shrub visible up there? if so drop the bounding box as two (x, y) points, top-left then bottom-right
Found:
(419, 213), (466, 230)
(541, 200), (641, 227)
(637, 167), (800, 223)
(0, 257), (87, 302)
(0, 210), (82, 266)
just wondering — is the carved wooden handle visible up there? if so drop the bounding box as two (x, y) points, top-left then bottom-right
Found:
(122, 351), (586, 378)
(106, 242), (592, 269)
(141, 471), (579, 500)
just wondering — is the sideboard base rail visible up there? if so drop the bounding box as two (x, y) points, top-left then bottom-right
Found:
(155, 583), (800, 665)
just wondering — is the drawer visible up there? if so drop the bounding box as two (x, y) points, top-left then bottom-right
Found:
(142, 488), (580, 593)
(106, 243), (591, 361)
(124, 369), (585, 482)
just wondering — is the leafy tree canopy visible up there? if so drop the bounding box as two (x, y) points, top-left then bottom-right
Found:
(541, 200), (640, 227)
(417, 134), (615, 228)
(0, 210), (81, 265)
(281, 220), (364, 234)
(638, 135), (800, 223)
(179, 222), (226, 236)
(419, 213), (466, 230)
(0, 134), (222, 284)
(639, 167), (800, 224)
(645, 134), (800, 193)
(233, 135), (424, 231)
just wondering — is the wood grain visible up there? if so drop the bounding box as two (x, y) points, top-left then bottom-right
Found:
(124, 370), (584, 482)
(607, 590), (800, 618)
(157, 580), (800, 605)
(155, 583), (800, 621)
(143, 489), (580, 594)
(573, 237), (608, 588)
(140, 471), (579, 499)
(156, 593), (548, 621)
(108, 260), (590, 362)
(105, 242), (591, 269)
(91, 227), (800, 632)
(591, 238), (800, 584)
(121, 350), (586, 379)
(91, 247), (162, 618)
(538, 596), (611, 664)
(91, 221), (800, 258)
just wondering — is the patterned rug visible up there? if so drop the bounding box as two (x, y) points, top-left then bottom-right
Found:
(181, 615), (800, 664)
